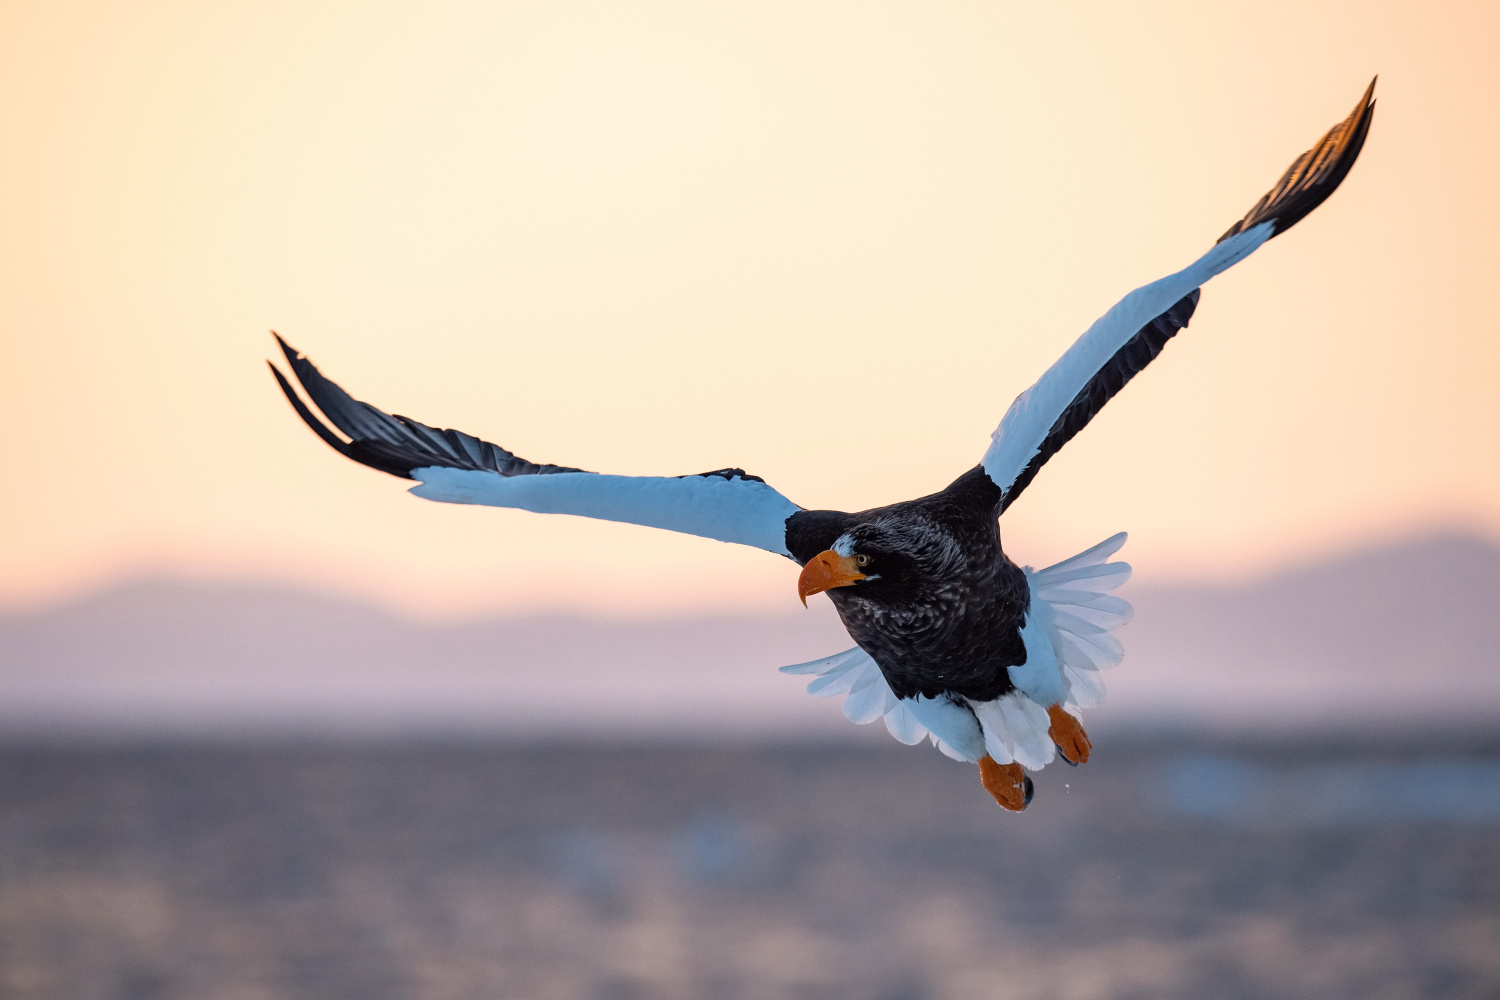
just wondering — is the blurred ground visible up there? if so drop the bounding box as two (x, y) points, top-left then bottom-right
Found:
(2, 733), (1498, 1000)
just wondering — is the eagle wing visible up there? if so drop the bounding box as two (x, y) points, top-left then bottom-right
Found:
(269, 336), (802, 557)
(985, 78), (1376, 508)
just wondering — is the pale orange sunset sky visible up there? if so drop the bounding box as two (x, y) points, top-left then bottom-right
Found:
(1, 0), (1497, 618)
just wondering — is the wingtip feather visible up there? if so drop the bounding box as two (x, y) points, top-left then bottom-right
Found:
(1219, 77), (1376, 244)
(268, 357), (351, 456)
(272, 330), (301, 366)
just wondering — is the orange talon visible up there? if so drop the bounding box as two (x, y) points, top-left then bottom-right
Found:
(978, 756), (1032, 811)
(1047, 704), (1091, 765)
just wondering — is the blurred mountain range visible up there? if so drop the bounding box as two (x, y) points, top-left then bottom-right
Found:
(1, 533), (1497, 739)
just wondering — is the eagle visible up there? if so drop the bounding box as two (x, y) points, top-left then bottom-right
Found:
(270, 79), (1375, 811)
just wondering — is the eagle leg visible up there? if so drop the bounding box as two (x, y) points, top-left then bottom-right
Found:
(978, 757), (1033, 811)
(1048, 704), (1092, 765)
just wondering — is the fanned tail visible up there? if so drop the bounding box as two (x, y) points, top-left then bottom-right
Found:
(1025, 532), (1133, 709)
(779, 532), (1134, 772)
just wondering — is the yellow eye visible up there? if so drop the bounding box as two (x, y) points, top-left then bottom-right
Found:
(855, 554), (871, 567)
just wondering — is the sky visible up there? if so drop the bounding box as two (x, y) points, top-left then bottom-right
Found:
(2, 0), (1497, 619)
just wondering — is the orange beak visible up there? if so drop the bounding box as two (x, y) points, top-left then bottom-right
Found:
(797, 549), (867, 606)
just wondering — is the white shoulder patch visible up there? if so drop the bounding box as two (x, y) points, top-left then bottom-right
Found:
(982, 224), (1273, 493)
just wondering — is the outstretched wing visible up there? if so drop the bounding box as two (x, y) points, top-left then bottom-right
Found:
(269, 336), (802, 556)
(987, 78), (1376, 508)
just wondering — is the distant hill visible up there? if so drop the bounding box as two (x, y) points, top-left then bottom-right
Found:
(1116, 533), (1500, 728)
(0, 582), (852, 739)
(2, 533), (1497, 738)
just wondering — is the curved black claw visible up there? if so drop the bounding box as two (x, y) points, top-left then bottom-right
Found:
(1022, 775), (1035, 808)
(1055, 744), (1079, 766)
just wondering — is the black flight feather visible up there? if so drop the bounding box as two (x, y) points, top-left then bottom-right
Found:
(270, 334), (767, 485)
(267, 361), (351, 458)
(1219, 76), (1376, 243)
(270, 334), (587, 480)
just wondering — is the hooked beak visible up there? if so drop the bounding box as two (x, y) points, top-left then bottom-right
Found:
(797, 549), (866, 606)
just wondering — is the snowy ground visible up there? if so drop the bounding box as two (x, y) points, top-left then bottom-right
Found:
(2, 732), (1498, 1000)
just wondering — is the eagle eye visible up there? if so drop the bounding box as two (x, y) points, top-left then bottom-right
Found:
(855, 554), (871, 567)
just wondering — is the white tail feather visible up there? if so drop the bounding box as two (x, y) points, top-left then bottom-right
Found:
(973, 693), (1054, 770)
(842, 674), (895, 724)
(1051, 609), (1111, 637)
(1024, 533), (1134, 712)
(1036, 531), (1128, 572)
(1065, 661), (1107, 707)
(903, 695), (987, 761)
(1034, 562), (1132, 591)
(806, 668), (861, 698)
(1038, 594), (1132, 629)
(780, 646), (866, 676)
(883, 701), (928, 745)
(931, 737), (972, 762)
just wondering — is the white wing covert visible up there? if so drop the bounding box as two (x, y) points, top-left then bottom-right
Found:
(982, 224), (1272, 497)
